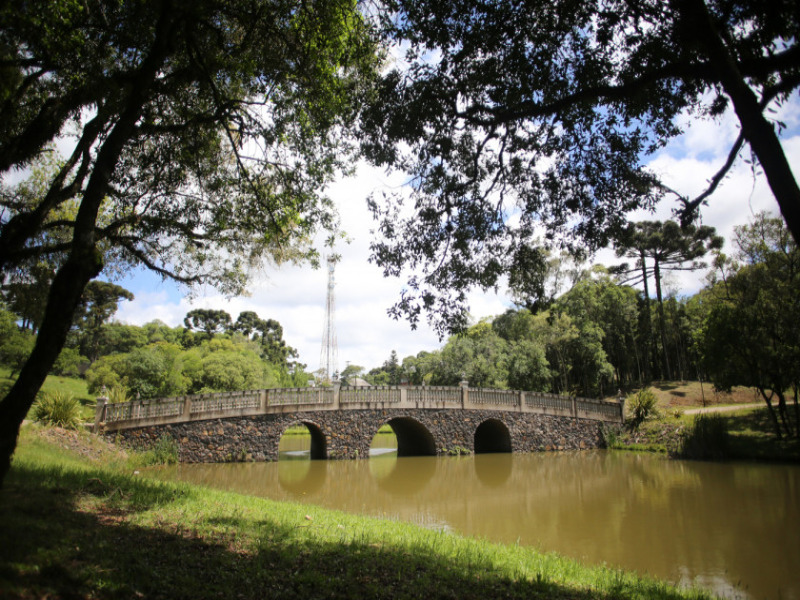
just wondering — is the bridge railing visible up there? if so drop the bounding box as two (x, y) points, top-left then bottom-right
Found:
(95, 384), (623, 431)
(268, 388), (333, 406)
(406, 386), (461, 405)
(190, 390), (262, 415)
(469, 388), (520, 407)
(340, 386), (401, 404)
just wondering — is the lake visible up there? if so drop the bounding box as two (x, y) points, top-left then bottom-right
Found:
(149, 433), (799, 600)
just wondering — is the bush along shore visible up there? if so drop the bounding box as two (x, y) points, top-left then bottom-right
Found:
(1, 425), (717, 600)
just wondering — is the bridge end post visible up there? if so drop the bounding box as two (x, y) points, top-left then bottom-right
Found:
(460, 378), (469, 409)
(618, 389), (626, 423)
(519, 391), (525, 412)
(182, 396), (192, 420)
(571, 396), (577, 418)
(333, 381), (341, 410)
(93, 394), (107, 433)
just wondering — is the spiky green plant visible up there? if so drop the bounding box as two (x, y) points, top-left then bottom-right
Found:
(31, 391), (82, 429)
(627, 387), (658, 430)
(107, 386), (131, 404)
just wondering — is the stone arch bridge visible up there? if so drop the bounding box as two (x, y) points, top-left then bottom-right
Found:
(96, 384), (623, 463)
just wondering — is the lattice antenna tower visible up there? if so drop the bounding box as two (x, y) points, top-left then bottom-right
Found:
(319, 255), (339, 383)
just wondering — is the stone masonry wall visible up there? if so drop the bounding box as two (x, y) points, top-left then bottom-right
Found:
(109, 409), (605, 463)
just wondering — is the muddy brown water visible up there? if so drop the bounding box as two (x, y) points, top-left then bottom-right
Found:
(149, 432), (800, 600)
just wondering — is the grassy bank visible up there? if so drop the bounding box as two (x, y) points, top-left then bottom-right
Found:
(610, 382), (800, 462)
(1, 425), (714, 600)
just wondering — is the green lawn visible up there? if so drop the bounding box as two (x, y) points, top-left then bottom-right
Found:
(1, 366), (96, 422)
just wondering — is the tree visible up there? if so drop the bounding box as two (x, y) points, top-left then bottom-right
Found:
(700, 213), (800, 438)
(612, 220), (722, 379)
(232, 311), (265, 339)
(1, 263), (54, 333)
(362, 0), (800, 335)
(0, 0), (380, 486)
(123, 343), (187, 400)
(183, 309), (233, 341)
(506, 340), (551, 392)
(75, 281), (134, 361)
(340, 363), (365, 386)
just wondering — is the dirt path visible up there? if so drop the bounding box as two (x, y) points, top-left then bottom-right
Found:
(684, 403), (762, 415)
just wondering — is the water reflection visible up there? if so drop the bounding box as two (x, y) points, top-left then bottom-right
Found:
(278, 459), (327, 495)
(150, 451), (800, 600)
(473, 453), (513, 487)
(370, 454), (437, 496)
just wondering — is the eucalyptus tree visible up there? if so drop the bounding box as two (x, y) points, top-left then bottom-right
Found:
(362, 0), (800, 337)
(0, 0), (380, 486)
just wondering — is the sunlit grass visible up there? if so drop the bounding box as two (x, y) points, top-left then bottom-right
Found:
(1, 366), (96, 422)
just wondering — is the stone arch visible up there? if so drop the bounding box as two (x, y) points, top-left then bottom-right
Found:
(386, 416), (437, 457)
(281, 420), (328, 460)
(474, 418), (512, 454)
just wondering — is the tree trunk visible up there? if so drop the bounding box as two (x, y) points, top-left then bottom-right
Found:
(758, 388), (783, 439)
(653, 258), (672, 380)
(0, 248), (102, 486)
(685, 0), (800, 245)
(639, 253), (655, 381)
(0, 4), (173, 487)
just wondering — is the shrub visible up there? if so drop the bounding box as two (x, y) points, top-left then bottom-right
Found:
(31, 391), (82, 429)
(107, 386), (131, 404)
(627, 387), (658, 429)
(140, 434), (180, 465)
(600, 424), (621, 449)
(51, 347), (89, 377)
(677, 414), (730, 460)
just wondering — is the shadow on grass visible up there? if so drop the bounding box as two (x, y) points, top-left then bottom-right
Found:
(725, 407), (800, 462)
(0, 462), (706, 600)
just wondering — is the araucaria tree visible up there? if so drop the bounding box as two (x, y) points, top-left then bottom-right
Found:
(612, 220), (722, 380)
(362, 0), (800, 334)
(0, 0), (379, 486)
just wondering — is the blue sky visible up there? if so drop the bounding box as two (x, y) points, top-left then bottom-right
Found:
(106, 96), (798, 374)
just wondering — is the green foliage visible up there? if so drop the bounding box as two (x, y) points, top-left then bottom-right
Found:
(31, 391), (82, 429)
(506, 340), (550, 392)
(599, 424), (621, 450)
(0, 325), (35, 375)
(627, 388), (658, 430)
(139, 434), (180, 466)
(699, 213), (800, 438)
(184, 309), (233, 340)
(676, 415), (730, 461)
(124, 344), (186, 400)
(107, 386), (131, 404)
(51, 347), (88, 377)
(362, 0), (800, 334)
(85, 355), (125, 395)
(75, 281), (134, 361)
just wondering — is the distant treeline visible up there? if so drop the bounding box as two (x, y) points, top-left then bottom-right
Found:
(0, 301), (309, 400)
